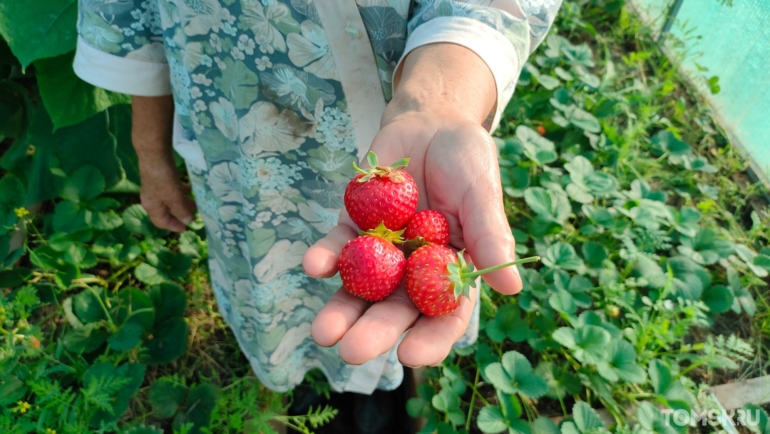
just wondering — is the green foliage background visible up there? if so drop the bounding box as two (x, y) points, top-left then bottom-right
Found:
(1, 0), (770, 433)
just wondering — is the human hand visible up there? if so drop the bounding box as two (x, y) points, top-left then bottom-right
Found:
(138, 157), (196, 233)
(303, 112), (521, 367)
(131, 95), (196, 233)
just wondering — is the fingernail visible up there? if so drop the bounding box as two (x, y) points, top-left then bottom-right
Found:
(182, 216), (193, 226)
(403, 363), (422, 368)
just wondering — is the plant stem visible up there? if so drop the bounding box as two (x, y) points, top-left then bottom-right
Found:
(463, 256), (541, 279)
(465, 369), (480, 431)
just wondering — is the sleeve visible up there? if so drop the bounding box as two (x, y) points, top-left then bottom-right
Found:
(396, 0), (562, 131)
(73, 0), (171, 96)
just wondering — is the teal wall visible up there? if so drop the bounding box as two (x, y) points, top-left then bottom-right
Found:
(628, 0), (770, 183)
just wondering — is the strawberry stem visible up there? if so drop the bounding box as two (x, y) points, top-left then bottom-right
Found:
(351, 151), (410, 182)
(462, 256), (541, 279)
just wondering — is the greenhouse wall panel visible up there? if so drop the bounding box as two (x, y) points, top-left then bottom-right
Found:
(629, 0), (770, 183)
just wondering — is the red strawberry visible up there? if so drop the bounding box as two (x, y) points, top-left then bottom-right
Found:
(404, 210), (450, 247)
(344, 151), (418, 231)
(405, 245), (540, 317)
(536, 125), (546, 136)
(337, 226), (406, 302)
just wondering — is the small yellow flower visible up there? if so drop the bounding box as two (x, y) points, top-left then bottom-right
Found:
(46, 429), (56, 434)
(12, 401), (31, 414)
(14, 207), (29, 218)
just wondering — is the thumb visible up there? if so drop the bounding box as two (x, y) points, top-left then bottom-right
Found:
(302, 223), (358, 278)
(460, 171), (522, 296)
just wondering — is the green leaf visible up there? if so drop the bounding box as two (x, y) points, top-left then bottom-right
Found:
(677, 228), (732, 265)
(581, 242), (607, 268)
(549, 289), (576, 315)
(149, 283), (188, 322)
(406, 397), (432, 418)
(62, 323), (109, 354)
(431, 388), (460, 412)
(36, 51), (130, 129)
(61, 165), (105, 202)
(665, 256), (710, 300)
(142, 317), (188, 364)
(115, 287), (155, 331)
(542, 243), (583, 270)
(537, 74), (561, 90)
(572, 401), (605, 431)
(735, 244), (769, 277)
(108, 321), (144, 352)
(516, 126), (557, 165)
(0, 375), (27, 406)
(85, 362), (146, 427)
(484, 351), (547, 398)
(24, 107), (127, 201)
(701, 285), (734, 314)
(552, 325), (610, 365)
(0, 0), (77, 67)
(122, 204), (157, 236)
(0, 267), (32, 287)
(179, 231), (205, 258)
(596, 340), (646, 383)
(727, 267), (755, 316)
(53, 200), (92, 233)
(648, 359), (672, 395)
(136, 248), (193, 284)
(524, 187), (571, 225)
(531, 417), (560, 434)
(534, 362), (581, 400)
(149, 378), (188, 418)
(477, 406), (507, 433)
(636, 402), (678, 434)
(486, 303), (533, 343)
(174, 383), (220, 433)
(73, 287), (108, 324)
(567, 107), (601, 132)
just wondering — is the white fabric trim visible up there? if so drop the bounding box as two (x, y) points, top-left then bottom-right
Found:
(394, 17), (523, 132)
(73, 37), (172, 96)
(314, 1), (387, 161)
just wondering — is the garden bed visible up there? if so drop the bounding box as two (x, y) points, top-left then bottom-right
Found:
(1, 0), (770, 433)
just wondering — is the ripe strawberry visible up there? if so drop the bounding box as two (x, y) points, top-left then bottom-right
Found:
(404, 210), (450, 247)
(344, 151), (418, 231)
(337, 226), (406, 302)
(536, 125), (546, 136)
(405, 245), (540, 317)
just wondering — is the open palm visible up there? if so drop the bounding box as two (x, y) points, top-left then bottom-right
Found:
(302, 111), (522, 367)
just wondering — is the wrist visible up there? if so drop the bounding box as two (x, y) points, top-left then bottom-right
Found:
(385, 43), (496, 127)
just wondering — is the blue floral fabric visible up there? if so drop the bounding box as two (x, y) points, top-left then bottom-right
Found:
(77, 0), (560, 392)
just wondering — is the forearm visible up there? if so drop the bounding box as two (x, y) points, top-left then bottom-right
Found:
(385, 43), (497, 126)
(131, 95), (175, 169)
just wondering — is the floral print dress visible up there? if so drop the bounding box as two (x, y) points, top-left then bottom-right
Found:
(75, 0), (561, 394)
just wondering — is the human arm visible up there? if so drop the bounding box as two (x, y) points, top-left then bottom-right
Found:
(132, 95), (196, 233)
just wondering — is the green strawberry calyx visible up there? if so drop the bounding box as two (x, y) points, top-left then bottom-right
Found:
(353, 151), (410, 183)
(361, 222), (405, 244)
(447, 251), (541, 299)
